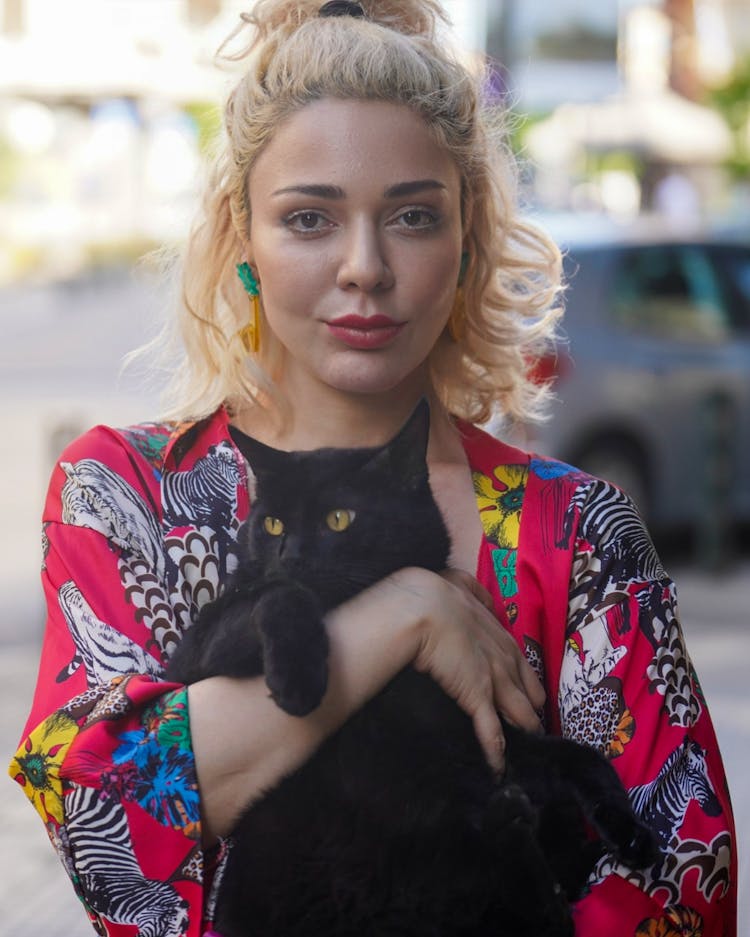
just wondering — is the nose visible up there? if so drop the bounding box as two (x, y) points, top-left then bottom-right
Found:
(278, 533), (302, 562)
(336, 218), (393, 292)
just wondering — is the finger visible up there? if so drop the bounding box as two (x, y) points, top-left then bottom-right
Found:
(491, 674), (543, 734)
(470, 611), (546, 711)
(472, 700), (506, 775)
(520, 657), (546, 711)
(440, 569), (494, 612)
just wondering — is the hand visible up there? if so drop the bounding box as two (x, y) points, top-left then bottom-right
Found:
(390, 567), (545, 773)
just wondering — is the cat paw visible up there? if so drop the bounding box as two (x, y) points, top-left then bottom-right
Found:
(593, 804), (659, 869)
(266, 648), (328, 716)
(255, 586), (330, 716)
(616, 821), (660, 869)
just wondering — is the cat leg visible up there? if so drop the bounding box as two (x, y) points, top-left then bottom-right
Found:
(506, 727), (658, 872)
(488, 785), (574, 937)
(253, 581), (329, 716)
(553, 741), (657, 869)
(165, 592), (265, 684)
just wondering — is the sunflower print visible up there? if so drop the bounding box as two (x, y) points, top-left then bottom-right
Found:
(636, 905), (703, 936)
(473, 464), (528, 549)
(9, 710), (78, 825)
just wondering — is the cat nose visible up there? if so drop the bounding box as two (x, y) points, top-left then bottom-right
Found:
(278, 535), (302, 562)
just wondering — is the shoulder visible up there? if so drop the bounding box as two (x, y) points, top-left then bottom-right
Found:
(54, 408), (231, 483)
(44, 408), (233, 525)
(457, 420), (531, 475)
(464, 421), (663, 571)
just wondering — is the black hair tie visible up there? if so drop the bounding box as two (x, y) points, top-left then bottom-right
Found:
(318, 1), (366, 18)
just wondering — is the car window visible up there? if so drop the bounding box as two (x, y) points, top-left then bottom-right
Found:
(709, 245), (750, 333)
(611, 245), (730, 342)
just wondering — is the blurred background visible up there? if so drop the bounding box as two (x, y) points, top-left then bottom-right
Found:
(1, 1), (748, 933)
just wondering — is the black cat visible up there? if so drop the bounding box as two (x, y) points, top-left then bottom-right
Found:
(166, 401), (656, 937)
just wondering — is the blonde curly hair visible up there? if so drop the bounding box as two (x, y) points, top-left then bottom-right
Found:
(160, 0), (562, 428)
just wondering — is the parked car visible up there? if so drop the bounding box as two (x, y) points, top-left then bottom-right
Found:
(513, 218), (750, 546)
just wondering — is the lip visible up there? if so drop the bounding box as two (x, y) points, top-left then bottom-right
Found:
(328, 314), (399, 329)
(326, 314), (404, 350)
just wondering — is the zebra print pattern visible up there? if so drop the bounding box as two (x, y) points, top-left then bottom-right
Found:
(162, 440), (242, 534)
(66, 785), (189, 937)
(565, 479), (668, 641)
(569, 478), (666, 583)
(56, 581), (163, 686)
(629, 737), (722, 852)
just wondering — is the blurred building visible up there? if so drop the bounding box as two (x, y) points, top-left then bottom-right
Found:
(479, 0), (750, 219)
(1, 0), (749, 284)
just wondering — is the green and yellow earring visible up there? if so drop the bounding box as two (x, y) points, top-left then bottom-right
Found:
(447, 251), (469, 342)
(236, 261), (261, 354)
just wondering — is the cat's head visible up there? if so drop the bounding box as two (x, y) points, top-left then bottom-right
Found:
(228, 400), (450, 609)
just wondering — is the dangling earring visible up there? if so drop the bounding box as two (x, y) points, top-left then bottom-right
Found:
(447, 251), (469, 342)
(236, 261), (261, 354)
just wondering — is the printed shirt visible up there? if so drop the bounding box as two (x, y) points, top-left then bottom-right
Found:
(9, 406), (737, 937)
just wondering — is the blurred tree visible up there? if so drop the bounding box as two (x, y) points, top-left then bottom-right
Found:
(709, 58), (750, 180)
(183, 102), (223, 157)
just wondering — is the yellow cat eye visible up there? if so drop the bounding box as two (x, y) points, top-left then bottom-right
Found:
(263, 516), (284, 536)
(326, 509), (355, 532)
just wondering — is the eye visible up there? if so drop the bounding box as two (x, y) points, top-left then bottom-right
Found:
(263, 516), (284, 536)
(326, 509), (355, 532)
(395, 208), (439, 230)
(284, 211), (332, 234)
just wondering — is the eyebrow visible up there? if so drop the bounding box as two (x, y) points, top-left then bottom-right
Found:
(272, 183), (345, 199)
(383, 179), (446, 198)
(271, 179), (447, 199)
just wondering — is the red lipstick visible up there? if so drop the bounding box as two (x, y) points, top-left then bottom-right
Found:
(326, 314), (404, 350)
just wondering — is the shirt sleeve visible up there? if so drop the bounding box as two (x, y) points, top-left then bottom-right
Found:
(559, 480), (737, 937)
(7, 427), (206, 937)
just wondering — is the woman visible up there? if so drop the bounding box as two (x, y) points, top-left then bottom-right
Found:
(9, 2), (736, 935)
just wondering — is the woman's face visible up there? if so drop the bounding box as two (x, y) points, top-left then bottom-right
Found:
(246, 97), (464, 403)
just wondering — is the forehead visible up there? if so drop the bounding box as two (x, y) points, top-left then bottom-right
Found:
(248, 97), (460, 196)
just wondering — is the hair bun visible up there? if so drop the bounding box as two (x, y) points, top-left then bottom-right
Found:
(318, 1), (366, 17)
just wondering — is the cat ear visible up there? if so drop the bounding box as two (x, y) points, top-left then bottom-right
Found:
(366, 398), (431, 486)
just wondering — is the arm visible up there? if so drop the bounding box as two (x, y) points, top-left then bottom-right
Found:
(11, 427), (543, 936)
(8, 428), (208, 937)
(559, 483), (737, 937)
(191, 565), (545, 841)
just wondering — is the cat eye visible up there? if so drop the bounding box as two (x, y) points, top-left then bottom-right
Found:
(326, 509), (355, 532)
(263, 516), (285, 536)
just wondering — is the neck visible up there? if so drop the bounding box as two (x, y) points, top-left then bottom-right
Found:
(231, 377), (465, 463)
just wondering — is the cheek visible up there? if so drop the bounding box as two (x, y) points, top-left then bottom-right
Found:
(258, 250), (327, 323)
(407, 240), (462, 302)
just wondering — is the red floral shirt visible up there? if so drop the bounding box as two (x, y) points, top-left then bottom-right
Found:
(9, 408), (737, 936)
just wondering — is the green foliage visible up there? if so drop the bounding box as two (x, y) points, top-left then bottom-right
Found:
(506, 109), (549, 157)
(587, 150), (643, 175)
(708, 58), (750, 181)
(183, 101), (223, 156)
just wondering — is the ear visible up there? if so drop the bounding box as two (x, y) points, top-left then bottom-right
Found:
(366, 398), (431, 486)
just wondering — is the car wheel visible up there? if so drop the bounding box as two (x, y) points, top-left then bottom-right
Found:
(572, 438), (652, 523)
